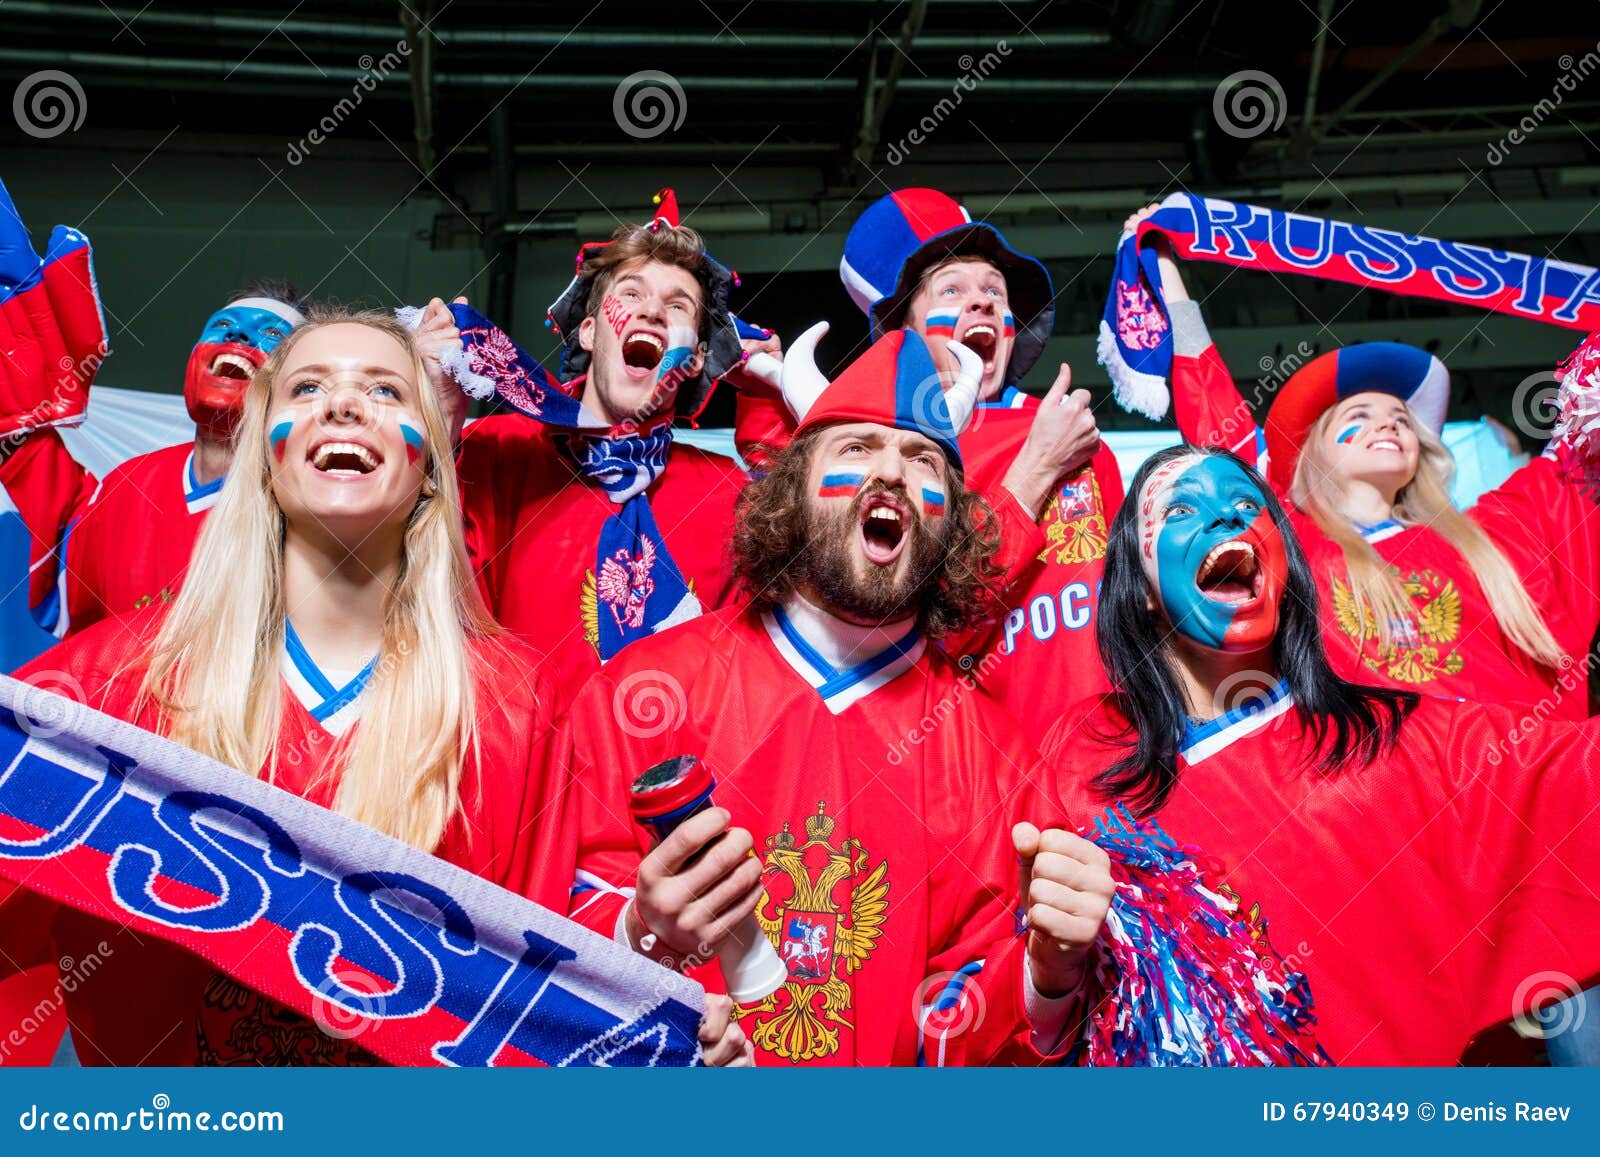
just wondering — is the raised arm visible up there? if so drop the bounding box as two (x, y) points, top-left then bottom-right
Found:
(1124, 203), (1261, 465)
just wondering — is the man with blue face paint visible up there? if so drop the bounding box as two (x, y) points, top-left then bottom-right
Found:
(18, 280), (306, 637)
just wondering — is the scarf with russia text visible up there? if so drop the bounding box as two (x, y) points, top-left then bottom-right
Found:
(0, 676), (707, 1067)
(1100, 192), (1600, 420)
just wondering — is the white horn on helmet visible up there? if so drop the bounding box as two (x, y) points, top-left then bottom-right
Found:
(943, 339), (982, 435)
(781, 321), (833, 420)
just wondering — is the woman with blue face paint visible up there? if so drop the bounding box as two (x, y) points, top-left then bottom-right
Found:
(1131, 199), (1600, 1062)
(1041, 443), (1600, 1065)
(1124, 204), (1600, 729)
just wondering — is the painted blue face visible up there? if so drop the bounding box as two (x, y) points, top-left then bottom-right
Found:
(193, 305), (294, 354)
(1139, 455), (1288, 652)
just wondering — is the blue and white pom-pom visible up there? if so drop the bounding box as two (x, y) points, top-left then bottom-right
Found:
(1077, 806), (1329, 1067)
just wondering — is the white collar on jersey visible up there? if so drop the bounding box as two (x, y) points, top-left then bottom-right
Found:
(762, 593), (924, 715)
(182, 450), (226, 515)
(280, 619), (379, 737)
(1355, 518), (1405, 544)
(1178, 677), (1295, 764)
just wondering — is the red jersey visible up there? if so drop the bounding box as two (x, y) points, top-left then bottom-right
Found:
(63, 442), (218, 636)
(1042, 687), (1600, 1064)
(8, 608), (569, 1066)
(456, 413), (745, 710)
(0, 435), (216, 639)
(955, 403), (1125, 745)
(1171, 331), (1600, 717)
(561, 602), (1064, 1067)
(735, 382), (1126, 746)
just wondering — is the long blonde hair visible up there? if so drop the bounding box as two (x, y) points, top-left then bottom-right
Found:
(139, 307), (502, 852)
(1291, 404), (1564, 668)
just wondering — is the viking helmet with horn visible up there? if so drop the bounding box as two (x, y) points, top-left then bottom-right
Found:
(778, 322), (981, 467)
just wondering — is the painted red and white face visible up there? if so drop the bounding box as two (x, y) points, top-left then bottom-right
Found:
(799, 421), (952, 623)
(266, 323), (429, 548)
(904, 259), (1015, 401)
(577, 259), (705, 427)
(1319, 391), (1421, 495)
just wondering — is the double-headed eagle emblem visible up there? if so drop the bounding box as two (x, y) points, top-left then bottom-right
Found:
(738, 802), (889, 1063)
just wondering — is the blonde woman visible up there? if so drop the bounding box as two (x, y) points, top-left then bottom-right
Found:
(12, 307), (750, 1066)
(1122, 204), (1600, 724)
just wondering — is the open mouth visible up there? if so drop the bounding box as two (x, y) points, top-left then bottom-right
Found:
(1367, 438), (1403, 453)
(621, 330), (666, 371)
(1195, 540), (1262, 606)
(958, 323), (998, 369)
(310, 440), (381, 476)
(208, 352), (257, 382)
(858, 495), (910, 565)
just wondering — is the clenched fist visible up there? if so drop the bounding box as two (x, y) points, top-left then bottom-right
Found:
(1012, 822), (1114, 998)
(698, 994), (756, 1066)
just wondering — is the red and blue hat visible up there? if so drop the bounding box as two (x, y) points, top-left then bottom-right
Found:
(839, 188), (1054, 384)
(545, 187), (742, 421)
(1264, 342), (1449, 491)
(780, 322), (981, 468)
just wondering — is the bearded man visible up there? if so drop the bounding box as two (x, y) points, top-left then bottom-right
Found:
(560, 324), (1115, 1066)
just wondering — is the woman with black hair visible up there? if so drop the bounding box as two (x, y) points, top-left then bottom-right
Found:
(1040, 443), (1600, 1065)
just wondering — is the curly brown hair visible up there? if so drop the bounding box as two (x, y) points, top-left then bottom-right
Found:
(732, 429), (1005, 639)
(581, 223), (710, 344)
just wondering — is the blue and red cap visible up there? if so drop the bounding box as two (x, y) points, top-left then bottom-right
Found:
(1264, 342), (1449, 491)
(839, 189), (1054, 384)
(781, 323), (981, 468)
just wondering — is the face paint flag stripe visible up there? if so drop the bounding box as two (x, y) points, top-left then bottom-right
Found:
(819, 472), (866, 497)
(398, 415), (425, 465)
(0, 675), (706, 1068)
(268, 414), (294, 462)
(1335, 424), (1361, 445)
(921, 485), (946, 516)
(923, 313), (959, 334)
